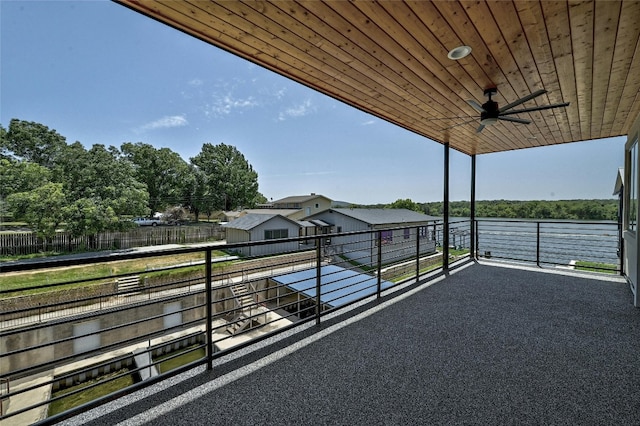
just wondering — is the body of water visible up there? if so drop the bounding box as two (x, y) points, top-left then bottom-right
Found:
(446, 218), (620, 268)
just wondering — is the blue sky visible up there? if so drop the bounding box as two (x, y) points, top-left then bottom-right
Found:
(1, 1), (625, 204)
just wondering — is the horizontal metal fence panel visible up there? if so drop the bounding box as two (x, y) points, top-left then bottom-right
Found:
(0, 225), (225, 256)
(476, 219), (621, 271)
(0, 219), (621, 423)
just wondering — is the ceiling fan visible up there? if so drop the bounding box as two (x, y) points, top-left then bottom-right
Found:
(455, 88), (570, 133)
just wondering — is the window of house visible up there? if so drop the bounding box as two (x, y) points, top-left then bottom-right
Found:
(315, 203), (319, 208)
(381, 230), (393, 244)
(627, 139), (638, 233)
(265, 229), (288, 239)
(337, 226), (342, 233)
(419, 226), (429, 239)
(404, 228), (411, 239)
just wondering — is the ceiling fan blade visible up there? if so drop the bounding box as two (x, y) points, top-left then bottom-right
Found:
(476, 124), (485, 133)
(499, 89), (547, 112)
(500, 102), (570, 116)
(442, 118), (477, 131)
(498, 116), (531, 125)
(427, 116), (475, 122)
(467, 99), (485, 112)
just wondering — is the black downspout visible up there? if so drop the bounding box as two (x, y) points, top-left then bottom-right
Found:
(443, 143), (450, 271)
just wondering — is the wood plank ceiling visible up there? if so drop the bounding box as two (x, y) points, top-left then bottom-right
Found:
(115, 0), (640, 156)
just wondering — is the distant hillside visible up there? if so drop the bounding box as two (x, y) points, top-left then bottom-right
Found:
(332, 199), (619, 221)
(331, 200), (355, 208)
(419, 199), (618, 221)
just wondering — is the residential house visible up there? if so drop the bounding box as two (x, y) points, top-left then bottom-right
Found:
(223, 209), (301, 222)
(305, 208), (439, 266)
(222, 214), (301, 257)
(271, 194), (332, 220)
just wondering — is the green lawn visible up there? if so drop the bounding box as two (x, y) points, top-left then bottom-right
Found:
(48, 370), (134, 416)
(575, 261), (618, 274)
(155, 346), (206, 374)
(0, 251), (230, 297)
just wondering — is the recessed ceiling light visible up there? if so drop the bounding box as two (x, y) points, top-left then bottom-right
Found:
(447, 45), (472, 60)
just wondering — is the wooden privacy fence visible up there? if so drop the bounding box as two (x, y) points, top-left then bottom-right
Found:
(0, 225), (225, 256)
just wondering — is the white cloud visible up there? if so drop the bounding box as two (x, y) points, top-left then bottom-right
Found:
(362, 120), (375, 126)
(273, 87), (287, 100)
(139, 115), (188, 131)
(278, 99), (314, 121)
(188, 78), (203, 87)
(206, 94), (259, 117)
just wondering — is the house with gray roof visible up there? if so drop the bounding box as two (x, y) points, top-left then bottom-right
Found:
(222, 214), (301, 257)
(305, 208), (439, 266)
(271, 193), (332, 220)
(223, 209), (301, 222)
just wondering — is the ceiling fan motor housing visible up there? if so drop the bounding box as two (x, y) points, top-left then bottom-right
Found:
(461, 86), (568, 131)
(481, 100), (499, 121)
(481, 87), (500, 122)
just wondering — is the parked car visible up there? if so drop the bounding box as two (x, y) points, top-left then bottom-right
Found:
(133, 217), (164, 226)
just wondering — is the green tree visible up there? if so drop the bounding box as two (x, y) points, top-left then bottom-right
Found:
(121, 142), (191, 213)
(190, 143), (259, 212)
(180, 165), (208, 221)
(62, 198), (120, 248)
(0, 159), (51, 199)
(57, 143), (149, 218)
(387, 198), (422, 212)
(4, 119), (67, 168)
(7, 182), (66, 243)
(254, 192), (268, 205)
(0, 124), (9, 160)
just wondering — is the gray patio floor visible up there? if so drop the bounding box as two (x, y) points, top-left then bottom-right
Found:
(61, 261), (640, 426)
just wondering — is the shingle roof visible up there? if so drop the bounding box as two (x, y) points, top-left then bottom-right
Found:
(328, 208), (439, 225)
(242, 209), (300, 217)
(221, 214), (279, 231)
(273, 194), (329, 204)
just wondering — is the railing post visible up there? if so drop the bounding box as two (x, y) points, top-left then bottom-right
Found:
(416, 226), (420, 281)
(315, 236), (322, 325)
(443, 142), (450, 271)
(536, 222), (541, 267)
(474, 220), (479, 258)
(377, 230), (382, 299)
(470, 154), (476, 260)
(205, 248), (213, 371)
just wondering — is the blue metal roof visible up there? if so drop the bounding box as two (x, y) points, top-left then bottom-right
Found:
(272, 265), (393, 308)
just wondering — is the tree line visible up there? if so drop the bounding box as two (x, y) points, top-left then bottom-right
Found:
(1, 119), (264, 243)
(378, 198), (619, 221)
(1, 118), (619, 246)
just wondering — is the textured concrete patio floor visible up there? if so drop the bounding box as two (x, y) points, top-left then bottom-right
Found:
(60, 261), (640, 426)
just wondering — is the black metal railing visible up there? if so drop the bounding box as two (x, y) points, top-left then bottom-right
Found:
(0, 223), (448, 424)
(473, 219), (621, 273)
(0, 218), (622, 424)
